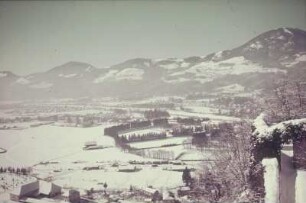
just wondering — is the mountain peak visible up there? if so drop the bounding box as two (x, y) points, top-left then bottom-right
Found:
(204, 27), (306, 65)
(48, 61), (96, 74)
(0, 71), (18, 78)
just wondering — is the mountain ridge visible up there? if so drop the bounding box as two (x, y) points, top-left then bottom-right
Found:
(1, 27), (305, 100)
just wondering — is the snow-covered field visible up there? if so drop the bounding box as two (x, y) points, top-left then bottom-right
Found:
(0, 125), (192, 194)
(129, 137), (189, 149)
(181, 105), (218, 114)
(168, 109), (241, 121)
(54, 167), (183, 190)
(0, 173), (36, 193)
(0, 125), (124, 166)
(217, 84), (245, 94)
(178, 150), (213, 161)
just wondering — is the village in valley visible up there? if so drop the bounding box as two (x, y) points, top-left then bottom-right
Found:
(1, 1), (306, 202)
(0, 96), (256, 203)
(0, 82), (306, 203)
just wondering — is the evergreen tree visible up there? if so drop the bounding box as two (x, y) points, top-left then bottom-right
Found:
(182, 167), (192, 186)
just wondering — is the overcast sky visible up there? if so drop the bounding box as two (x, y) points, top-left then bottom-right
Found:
(0, 0), (305, 75)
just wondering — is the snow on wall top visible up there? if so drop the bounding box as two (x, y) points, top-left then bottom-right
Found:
(253, 113), (270, 137)
(253, 113), (306, 141)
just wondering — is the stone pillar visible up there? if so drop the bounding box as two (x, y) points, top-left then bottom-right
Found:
(293, 136), (306, 169)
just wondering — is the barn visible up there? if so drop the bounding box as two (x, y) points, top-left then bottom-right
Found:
(84, 141), (97, 148)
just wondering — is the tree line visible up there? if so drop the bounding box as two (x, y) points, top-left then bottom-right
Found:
(144, 109), (170, 120)
(120, 132), (167, 143)
(104, 119), (169, 137)
(0, 166), (30, 175)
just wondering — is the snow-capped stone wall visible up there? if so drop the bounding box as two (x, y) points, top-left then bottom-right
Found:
(249, 113), (306, 200)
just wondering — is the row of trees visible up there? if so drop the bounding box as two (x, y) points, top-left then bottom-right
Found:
(144, 109), (170, 120)
(119, 132), (167, 143)
(134, 149), (175, 160)
(104, 124), (131, 137)
(0, 166), (30, 175)
(104, 119), (169, 137)
(172, 127), (194, 137)
(176, 117), (209, 125)
(172, 125), (206, 137)
(153, 118), (169, 126)
(130, 120), (151, 129)
(0, 116), (33, 124)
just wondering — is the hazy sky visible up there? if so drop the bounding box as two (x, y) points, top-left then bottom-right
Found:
(0, 0), (305, 75)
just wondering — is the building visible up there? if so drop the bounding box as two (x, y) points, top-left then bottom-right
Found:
(69, 189), (81, 203)
(39, 181), (62, 198)
(84, 141), (97, 148)
(118, 166), (142, 172)
(138, 187), (162, 201)
(10, 180), (62, 202)
(10, 181), (39, 201)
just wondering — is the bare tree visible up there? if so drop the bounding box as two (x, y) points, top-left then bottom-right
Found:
(194, 122), (254, 202)
(265, 79), (305, 122)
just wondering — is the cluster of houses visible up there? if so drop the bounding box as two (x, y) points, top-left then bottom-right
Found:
(8, 180), (96, 203)
(9, 180), (62, 202)
(8, 180), (193, 203)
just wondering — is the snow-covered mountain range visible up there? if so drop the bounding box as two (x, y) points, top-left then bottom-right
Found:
(1, 28), (306, 100)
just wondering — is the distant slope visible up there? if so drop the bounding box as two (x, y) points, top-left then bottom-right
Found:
(1, 27), (305, 100)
